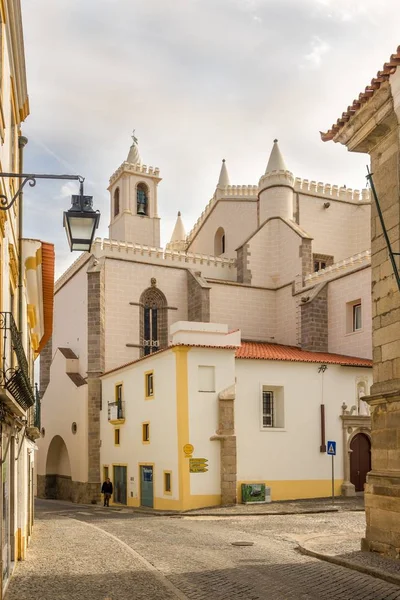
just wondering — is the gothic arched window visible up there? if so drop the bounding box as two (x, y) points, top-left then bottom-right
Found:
(114, 187), (120, 217)
(140, 285), (167, 356)
(137, 183), (149, 216)
(214, 227), (226, 256)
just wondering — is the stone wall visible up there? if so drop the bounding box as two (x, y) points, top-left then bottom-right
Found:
(215, 385), (237, 505)
(37, 475), (99, 504)
(187, 270), (210, 322)
(39, 337), (52, 398)
(86, 259), (105, 503)
(237, 244), (252, 284)
(300, 284), (328, 352)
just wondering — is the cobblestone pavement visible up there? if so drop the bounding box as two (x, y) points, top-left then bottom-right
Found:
(6, 500), (400, 600)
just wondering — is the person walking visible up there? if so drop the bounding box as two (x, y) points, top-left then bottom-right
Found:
(101, 477), (113, 507)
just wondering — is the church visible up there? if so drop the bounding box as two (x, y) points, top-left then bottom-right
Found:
(37, 134), (373, 508)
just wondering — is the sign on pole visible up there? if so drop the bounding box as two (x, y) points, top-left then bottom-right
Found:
(326, 441), (336, 505)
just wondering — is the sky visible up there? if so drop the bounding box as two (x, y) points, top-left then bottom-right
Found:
(20, 0), (400, 277)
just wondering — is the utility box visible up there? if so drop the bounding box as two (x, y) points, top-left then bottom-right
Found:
(241, 483), (271, 504)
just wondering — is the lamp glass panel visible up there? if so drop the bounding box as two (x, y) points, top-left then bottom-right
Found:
(67, 215), (95, 241)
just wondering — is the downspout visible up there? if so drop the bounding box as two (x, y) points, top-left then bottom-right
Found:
(17, 135), (28, 334)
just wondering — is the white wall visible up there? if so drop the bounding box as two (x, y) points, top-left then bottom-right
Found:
(37, 351), (88, 482)
(209, 282), (276, 342)
(235, 359), (372, 485)
(328, 268), (372, 359)
(187, 200), (258, 259)
(104, 259), (188, 371)
(298, 194), (370, 262)
(187, 348), (236, 496)
(53, 265), (88, 373)
(100, 350), (178, 504)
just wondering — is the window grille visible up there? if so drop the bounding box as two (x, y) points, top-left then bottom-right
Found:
(262, 391), (274, 428)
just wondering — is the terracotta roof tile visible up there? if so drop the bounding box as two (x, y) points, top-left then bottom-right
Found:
(37, 242), (55, 354)
(321, 46), (400, 142)
(236, 341), (372, 367)
(67, 372), (87, 387)
(59, 347), (78, 359)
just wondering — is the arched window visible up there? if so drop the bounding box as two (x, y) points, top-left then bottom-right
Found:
(214, 227), (226, 256)
(114, 187), (120, 217)
(137, 183), (149, 216)
(140, 284), (167, 356)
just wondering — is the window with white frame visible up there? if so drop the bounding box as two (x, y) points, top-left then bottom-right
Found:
(346, 300), (362, 333)
(261, 386), (284, 429)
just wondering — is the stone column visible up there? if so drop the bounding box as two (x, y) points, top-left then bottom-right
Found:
(187, 270), (211, 322)
(210, 385), (237, 505)
(86, 258), (105, 504)
(300, 283), (328, 352)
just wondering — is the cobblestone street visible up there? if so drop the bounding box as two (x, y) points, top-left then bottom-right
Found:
(6, 500), (400, 600)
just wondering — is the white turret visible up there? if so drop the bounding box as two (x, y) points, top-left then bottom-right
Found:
(258, 139), (294, 223)
(166, 211), (187, 251)
(217, 159), (230, 188)
(108, 131), (161, 246)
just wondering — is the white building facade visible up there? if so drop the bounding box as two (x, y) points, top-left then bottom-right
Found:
(38, 131), (373, 508)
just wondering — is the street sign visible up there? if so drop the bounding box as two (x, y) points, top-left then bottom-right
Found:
(327, 441), (336, 456)
(189, 458), (208, 473)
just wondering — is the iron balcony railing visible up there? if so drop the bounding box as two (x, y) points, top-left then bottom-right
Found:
(108, 400), (125, 421)
(0, 312), (34, 410)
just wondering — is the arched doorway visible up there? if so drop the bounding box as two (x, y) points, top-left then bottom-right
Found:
(350, 433), (371, 492)
(45, 435), (72, 500)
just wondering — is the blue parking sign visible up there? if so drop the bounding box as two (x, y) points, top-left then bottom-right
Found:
(327, 441), (336, 456)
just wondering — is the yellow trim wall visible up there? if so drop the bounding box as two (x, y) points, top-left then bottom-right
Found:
(237, 479), (344, 502)
(173, 347), (191, 509)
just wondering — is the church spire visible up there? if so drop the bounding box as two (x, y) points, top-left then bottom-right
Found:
(127, 130), (142, 165)
(217, 159), (230, 188)
(166, 211), (187, 251)
(265, 139), (288, 174)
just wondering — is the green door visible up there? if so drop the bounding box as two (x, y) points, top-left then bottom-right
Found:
(113, 466), (127, 504)
(140, 466), (153, 508)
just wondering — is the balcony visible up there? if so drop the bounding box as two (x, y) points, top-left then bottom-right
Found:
(0, 312), (34, 412)
(27, 384), (41, 440)
(108, 401), (125, 424)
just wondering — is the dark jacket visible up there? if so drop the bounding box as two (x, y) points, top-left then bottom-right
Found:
(101, 481), (113, 494)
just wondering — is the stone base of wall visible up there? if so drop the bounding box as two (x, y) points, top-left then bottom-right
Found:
(37, 475), (101, 504)
(363, 472), (400, 558)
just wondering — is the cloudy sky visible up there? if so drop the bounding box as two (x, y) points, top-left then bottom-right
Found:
(21, 0), (400, 277)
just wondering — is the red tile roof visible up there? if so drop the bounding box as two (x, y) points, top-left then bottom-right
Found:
(321, 46), (400, 142)
(236, 341), (372, 367)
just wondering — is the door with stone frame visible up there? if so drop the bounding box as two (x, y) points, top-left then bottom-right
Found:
(350, 433), (371, 492)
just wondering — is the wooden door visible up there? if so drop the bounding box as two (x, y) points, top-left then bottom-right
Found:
(350, 433), (371, 492)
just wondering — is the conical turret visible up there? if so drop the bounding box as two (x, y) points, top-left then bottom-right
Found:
(265, 139), (287, 174)
(166, 211), (187, 252)
(217, 159), (230, 188)
(258, 139), (294, 223)
(127, 130), (142, 165)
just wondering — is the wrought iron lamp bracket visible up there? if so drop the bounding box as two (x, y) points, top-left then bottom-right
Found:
(0, 173), (85, 212)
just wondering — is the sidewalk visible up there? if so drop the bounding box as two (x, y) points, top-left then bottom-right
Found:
(298, 532), (400, 588)
(133, 495), (364, 517)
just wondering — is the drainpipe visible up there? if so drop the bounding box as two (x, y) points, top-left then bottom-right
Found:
(17, 135), (28, 334)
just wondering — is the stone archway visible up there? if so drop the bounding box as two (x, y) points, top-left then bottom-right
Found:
(45, 435), (72, 500)
(350, 433), (371, 492)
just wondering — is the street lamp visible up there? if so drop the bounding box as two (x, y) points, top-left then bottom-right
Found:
(0, 172), (100, 252)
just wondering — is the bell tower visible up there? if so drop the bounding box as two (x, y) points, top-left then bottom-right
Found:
(108, 132), (161, 247)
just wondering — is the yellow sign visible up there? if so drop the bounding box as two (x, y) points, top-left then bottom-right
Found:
(189, 458), (208, 473)
(183, 444), (194, 457)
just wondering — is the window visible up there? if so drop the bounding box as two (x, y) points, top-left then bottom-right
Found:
(142, 422), (150, 443)
(140, 286), (167, 356)
(145, 372), (154, 398)
(214, 227), (226, 256)
(314, 260), (326, 272)
(198, 366), (215, 392)
(346, 300), (362, 333)
(114, 187), (120, 217)
(137, 183), (149, 216)
(164, 471), (172, 494)
(103, 466), (109, 481)
(114, 428), (120, 445)
(353, 303), (362, 331)
(261, 386), (284, 429)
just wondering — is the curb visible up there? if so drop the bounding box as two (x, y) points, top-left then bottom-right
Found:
(177, 508), (340, 518)
(297, 543), (400, 588)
